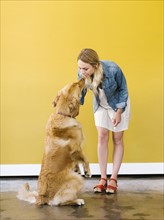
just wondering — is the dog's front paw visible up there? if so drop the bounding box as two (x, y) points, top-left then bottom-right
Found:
(76, 199), (85, 206)
(84, 169), (92, 178)
(74, 163), (81, 175)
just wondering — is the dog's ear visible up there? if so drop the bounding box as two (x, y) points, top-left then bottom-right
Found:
(52, 89), (63, 107)
(68, 97), (78, 113)
(52, 94), (60, 107)
(52, 85), (69, 107)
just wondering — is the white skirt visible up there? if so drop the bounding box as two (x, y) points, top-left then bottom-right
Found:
(94, 98), (131, 132)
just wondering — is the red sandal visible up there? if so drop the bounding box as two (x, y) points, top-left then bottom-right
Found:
(93, 178), (107, 193)
(106, 178), (118, 194)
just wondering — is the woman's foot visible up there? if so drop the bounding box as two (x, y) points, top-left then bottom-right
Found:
(106, 178), (117, 194)
(93, 178), (107, 193)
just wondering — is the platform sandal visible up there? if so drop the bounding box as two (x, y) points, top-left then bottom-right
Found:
(93, 178), (107, 193)
(106, 178), (118, 194)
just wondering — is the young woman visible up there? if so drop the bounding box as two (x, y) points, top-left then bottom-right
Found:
(77, 48), (131, 193)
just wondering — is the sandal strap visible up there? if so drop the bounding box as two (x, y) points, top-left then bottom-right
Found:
(94, 184), (106, 190)
(99, 178), (107, 182)
(110, 178), (117, 185)
(106, 185), (117, 190)
(93, 178), (107, 190)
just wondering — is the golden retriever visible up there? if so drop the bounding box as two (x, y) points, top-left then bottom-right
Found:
(17, 78), (91, 206)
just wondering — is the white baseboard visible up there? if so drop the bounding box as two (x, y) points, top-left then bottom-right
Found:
(0, 163), (163, 176)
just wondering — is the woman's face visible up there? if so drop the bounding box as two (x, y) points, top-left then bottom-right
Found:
(78, 59), (96, 78)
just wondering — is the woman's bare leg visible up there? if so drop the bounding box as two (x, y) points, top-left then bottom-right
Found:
(109, 131), (124, 186)
(96, 127), (109, 186)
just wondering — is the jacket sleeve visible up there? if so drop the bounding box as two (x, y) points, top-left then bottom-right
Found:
(78, 70), (87, 105)
(115, 67), (128, 111)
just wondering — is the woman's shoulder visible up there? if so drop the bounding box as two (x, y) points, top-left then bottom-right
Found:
(101, 60), (120, 74)
(101, 60), (119, 68)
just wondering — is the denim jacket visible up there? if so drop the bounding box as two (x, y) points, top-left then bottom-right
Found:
(78, 60), (129, 113)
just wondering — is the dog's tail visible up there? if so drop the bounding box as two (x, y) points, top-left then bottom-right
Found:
(17, 183), (38, 204)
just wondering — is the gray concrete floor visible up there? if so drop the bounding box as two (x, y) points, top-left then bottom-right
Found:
(0, 176), (163, 220)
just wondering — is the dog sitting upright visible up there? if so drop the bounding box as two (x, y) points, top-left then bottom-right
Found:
(17, 78), (91, 206)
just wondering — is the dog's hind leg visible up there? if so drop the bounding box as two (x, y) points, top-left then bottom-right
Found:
(49, 174), (84, 206)
(36, 175), (50, 206)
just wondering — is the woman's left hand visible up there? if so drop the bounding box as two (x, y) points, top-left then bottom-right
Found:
(112, 109), (122, 127)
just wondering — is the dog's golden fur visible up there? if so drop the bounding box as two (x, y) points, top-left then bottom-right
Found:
(17, 78), (91, 206)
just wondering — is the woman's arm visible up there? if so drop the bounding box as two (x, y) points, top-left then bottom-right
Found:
(115, 67), (128, 111)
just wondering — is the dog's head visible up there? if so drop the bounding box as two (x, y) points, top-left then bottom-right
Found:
(53, 78), (85, 118)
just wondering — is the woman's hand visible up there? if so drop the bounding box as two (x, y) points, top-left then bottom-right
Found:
(112, 109), (122, 127)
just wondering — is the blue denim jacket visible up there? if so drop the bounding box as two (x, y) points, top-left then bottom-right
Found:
(78, 60), (129, 113)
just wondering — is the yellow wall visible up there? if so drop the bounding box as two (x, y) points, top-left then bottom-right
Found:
(1, 1), (163, 164)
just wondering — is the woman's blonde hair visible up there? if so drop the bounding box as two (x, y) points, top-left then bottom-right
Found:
(77, 48), (103, 95)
